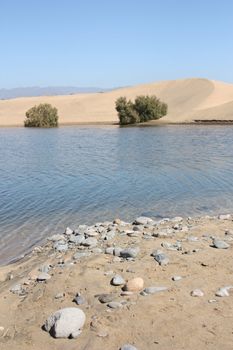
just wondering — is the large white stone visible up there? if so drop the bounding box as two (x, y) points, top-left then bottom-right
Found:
(44, 307), (86, 338)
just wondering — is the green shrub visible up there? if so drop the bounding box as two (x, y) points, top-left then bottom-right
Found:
(115, 95), (167, 125)
(24, 103), (59, 127)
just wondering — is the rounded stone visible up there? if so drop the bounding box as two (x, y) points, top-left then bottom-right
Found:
(111, 275), (125, 286)
(120, 344), (138, 350)
(123, 277), (144, 292)
(37, 272), (51, 281)
(190, 289), (204, 297)
(44, 307), (86, 338)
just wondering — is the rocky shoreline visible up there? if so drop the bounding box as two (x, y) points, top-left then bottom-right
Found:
(1, 213), (233, 349)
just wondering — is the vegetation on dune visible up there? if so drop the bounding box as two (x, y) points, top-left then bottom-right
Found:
(24, 103), (59, 127)
(115, 95), (168, 125)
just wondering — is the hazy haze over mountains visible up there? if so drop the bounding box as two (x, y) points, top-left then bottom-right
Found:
(0, 86), (112, 100)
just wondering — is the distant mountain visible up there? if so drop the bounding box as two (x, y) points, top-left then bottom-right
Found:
(0, 86), (111, 99)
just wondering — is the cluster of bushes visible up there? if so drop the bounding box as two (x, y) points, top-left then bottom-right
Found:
(24, 103), (59, 127)
(115, 95), (167, 125)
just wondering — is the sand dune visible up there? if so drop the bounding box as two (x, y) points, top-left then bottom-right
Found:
(1, 78), (233, 126)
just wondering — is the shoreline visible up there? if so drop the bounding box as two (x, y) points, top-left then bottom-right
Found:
(1, 212), (233, 349)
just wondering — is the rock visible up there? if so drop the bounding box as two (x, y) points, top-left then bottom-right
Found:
(190, 289), (204, 297)
(134, 216), (154, 225)
(172, 216), (183, 223)
(114, 247), (123, 257)
(55, 292), (65, 299)
(152, 250), (169, 266)
(73, 251), (91, 260)
(44, 307), (86, 338)
(215, 286), (233, 297)
(218, 214), (231, 220)
(142, 286), (167, 295)
(65, 227), (73, 235)
(74, 294), (86, 305)
(161, 241), (182, 251)
(39, 264), (51, 273)
(37, 272), (51, 281)
(123, 277), (144, 292)
(120, 247), (139, 259)
(121, 291), (134, 296)
(10, 284), (23, 294)
(172, 275), (182, 281)
(69, 235), (85, 245)
(107, 301), (123, 309)
(111, 275), (125, 286)
(48, 234), (65, 242)
(98, 294), (116, 304)
(212, 239), (230, 249)
(92, 247), (103, 254)
(82, 237), (98, 248)
(103, 231), (115, 240)
(105, 247), (114, 255)
(53, 241), (68, 252)
(120, 344), (138, 350)
(85, 229), (98, 237)
(113, 218), (122, 225)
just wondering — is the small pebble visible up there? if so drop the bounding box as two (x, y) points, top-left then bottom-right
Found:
(190, 289), (204, 297)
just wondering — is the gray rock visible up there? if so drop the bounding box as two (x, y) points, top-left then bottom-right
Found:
(55, 292), (65, 299)
(37, 272), (51, 281)
(212, 239), (230, 249)
(152, 250), (169, 265)
(73, 251), (91, 260)
(111, 275), (125, 286)
(161, 241), (182, 251)
(142, 286), (168, 295)
(65, 227), (73, 235)
(69, 234), (85, 245)
(134, 216), (154, 225)
(114, 247), (123, 257)
(98, 294), (116, 303)
(107, 301), (123, 309)
(120, 247), (140, 259)
(103, 230), (115, 240)
(74, 294), (86, 305)
(44, 307), (86, 338)
(82, 237), (98, 248)
(190, 289), (204, 297)
(10, 284), (23, 294)
(92, 247), (103, 254)
(105, 247), (114, 255)
(85, 229), (98, 237)
(171, 216), (183, 223)
(120, 345), (138, 350)
(39, 264), (51, 273)
(53, 241), (68, 252)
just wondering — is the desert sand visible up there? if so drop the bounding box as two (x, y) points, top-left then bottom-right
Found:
(1, 78), (233, 126)
(1, 214), (233, 349)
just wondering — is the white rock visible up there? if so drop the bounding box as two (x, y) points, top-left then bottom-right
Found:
(212, 239), (230, 249)
(190, 289), (204, 297)
(120, 345), (138, 350)
(65, 227), (73, 235)
(134, 216), (154, 225)
(82, 237), (98, 247)
(44, 307), (86, 338)
(172, 275), (182, 281)
(218, 214), (231, 220)
(215, 286), (233, 297)
(142, 286), (168, 295)
(37, 272), (51, 281)
(111, 275), (125, 286)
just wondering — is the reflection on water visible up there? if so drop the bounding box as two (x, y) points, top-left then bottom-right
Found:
(1, 125), (233, 264)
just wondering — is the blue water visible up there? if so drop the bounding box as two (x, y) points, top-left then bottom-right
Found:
(1, 125), (233, 264)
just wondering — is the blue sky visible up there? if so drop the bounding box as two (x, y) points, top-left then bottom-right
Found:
(1, 0), (233, 88)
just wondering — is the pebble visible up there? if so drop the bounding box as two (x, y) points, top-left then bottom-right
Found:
(190, 289), (204, 297)
(142, 286), (168, 295)
(152, 250), (169, 266)
(98, 294), (116, 303)
(218, 214), (231, 220)
(74, 294), (86, 305)
(44, 307), (86, 338)
(134, 216), (154, 225)
(55, 292), (65, 299)
(215, 286), (233, 297)
(120, 344), (138, 350)
(82, 237), (98, 248)
(111, 275), (126, 286)
(120, 247), (140, 259)
(65, 227), (73, 235)
(37, 272), (51, 281)
(172, 275), (182, 281)
(114, 247), (123, 257)
(123, 277), (144, 292)
(107, 301), (123, 309)
(53, 241), (68, 252)
(10, 284), (23, 294)
(212, 239), (230, 249)
(161, 241), (182, 251)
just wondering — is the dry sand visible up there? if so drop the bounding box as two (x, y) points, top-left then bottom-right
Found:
(1, 78), (233, 126)
(1, 215), (233, 349)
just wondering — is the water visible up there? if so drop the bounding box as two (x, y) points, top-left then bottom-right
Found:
(1, 125), (233, 264)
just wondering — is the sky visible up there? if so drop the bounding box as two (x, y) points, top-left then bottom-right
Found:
(1, 0), (233, 88)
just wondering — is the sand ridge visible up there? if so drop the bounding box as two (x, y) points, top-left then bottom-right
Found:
(1, 78), (233, 126)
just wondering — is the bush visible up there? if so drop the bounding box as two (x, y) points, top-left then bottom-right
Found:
(115, 95), (167, 125)
(24, 103), (59, 127)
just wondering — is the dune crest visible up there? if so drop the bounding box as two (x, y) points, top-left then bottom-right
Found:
(1, 78), (233, 126)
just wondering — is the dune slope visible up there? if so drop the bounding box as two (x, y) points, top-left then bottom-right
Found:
(1, 78), (233, 126)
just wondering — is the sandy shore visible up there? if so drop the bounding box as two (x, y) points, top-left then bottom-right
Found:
(1, 214), (233, 349)
(1, 78), (233, 126)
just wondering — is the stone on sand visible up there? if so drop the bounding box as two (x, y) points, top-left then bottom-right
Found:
(123, 277), (144, 292)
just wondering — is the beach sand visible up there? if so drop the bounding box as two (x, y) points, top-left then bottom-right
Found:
(1, 214), (233, 349)
(1, 78), (233, 126)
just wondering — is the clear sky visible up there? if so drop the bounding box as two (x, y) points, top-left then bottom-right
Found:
(1, 0), (233, 88)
